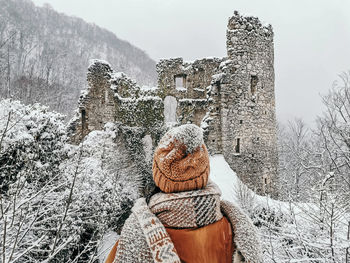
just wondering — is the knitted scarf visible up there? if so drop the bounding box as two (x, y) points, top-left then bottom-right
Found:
(113, 182), (262, 263)
(149, 181), (223, 228)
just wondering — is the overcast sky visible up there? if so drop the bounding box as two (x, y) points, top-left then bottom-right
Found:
(33, 0), (350, 125)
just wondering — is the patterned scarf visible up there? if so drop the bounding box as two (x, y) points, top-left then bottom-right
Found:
(149, 181), (223, 228)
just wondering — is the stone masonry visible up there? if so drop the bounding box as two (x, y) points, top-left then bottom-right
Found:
(68, 11), (279, 196)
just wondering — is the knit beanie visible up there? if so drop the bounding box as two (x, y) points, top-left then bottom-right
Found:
(152, 124), (210, 193)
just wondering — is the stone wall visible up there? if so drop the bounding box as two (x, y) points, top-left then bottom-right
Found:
(68, 11), (279, 197)
(155, 58), (222, 126)
(69, 61), (116, 143)
(69, 60), (166, 148)
(222, 12), (278, 195)
(156, 57), (222, 99)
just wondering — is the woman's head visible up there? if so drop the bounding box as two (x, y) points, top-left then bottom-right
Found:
(152, 124), (210, 193)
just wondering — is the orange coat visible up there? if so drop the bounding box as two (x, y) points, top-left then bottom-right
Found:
(105, 216), (234, 263)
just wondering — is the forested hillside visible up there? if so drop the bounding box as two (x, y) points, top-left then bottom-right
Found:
(0, 0), (157, 118)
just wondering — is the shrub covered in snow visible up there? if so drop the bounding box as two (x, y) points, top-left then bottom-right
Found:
(0, 99), (70, 262)
(56, 123), (140, 262)
(0, 99), (67, 193)
(0, 100), (142, 262)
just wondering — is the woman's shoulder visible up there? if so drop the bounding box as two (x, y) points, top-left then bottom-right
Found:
(220, 200), (263, 263)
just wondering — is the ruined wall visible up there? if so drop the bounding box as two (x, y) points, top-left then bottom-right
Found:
(69, 61), (116, 143)
(204, 73), (225, 155)
(156, 57), (222, 99)
(69, 60), (165, 145)
(111, 73), (164, 135)
(69, 12), (279, 197)
(220, 12), (278, 195)
(156, 58), (221, 126)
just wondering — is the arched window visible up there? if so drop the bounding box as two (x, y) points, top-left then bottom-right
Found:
(164, 96), (177, 123)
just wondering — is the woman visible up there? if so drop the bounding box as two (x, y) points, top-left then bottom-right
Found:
(106, 124), (262, 263)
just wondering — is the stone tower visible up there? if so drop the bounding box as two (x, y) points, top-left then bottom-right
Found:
(68, 12), (278, 196)
(218, 12), (278, 195)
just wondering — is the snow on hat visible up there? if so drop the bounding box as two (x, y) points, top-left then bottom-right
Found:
(152, 124), (210, 193)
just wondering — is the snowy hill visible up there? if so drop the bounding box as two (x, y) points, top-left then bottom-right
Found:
(211, 155), (320, 217)
(0, 0), (157, 117)
(211, 155), (281, 209)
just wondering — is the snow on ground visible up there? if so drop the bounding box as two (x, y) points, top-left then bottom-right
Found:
(210, 154), (239, 204)
(210, 154), (317, 217)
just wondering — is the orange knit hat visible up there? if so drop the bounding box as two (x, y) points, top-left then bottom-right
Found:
(152, 124), (210, 193)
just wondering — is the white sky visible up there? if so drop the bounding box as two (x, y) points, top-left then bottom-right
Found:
(32, 0), (350, 125)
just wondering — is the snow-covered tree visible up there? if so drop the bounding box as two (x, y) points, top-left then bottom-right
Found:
(263, 71), (350, 262)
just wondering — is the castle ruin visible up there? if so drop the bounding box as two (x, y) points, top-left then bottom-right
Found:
(69, 11), (278, 196)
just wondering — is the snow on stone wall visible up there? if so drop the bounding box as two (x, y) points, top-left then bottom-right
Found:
(68, 11), (278, 197)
